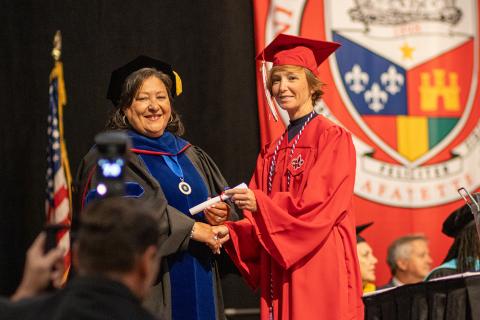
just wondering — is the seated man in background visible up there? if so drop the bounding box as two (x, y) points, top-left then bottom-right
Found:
(356, 222), (378, 293)
(4, 198), (164, 320)
(380, 234), (432, 288)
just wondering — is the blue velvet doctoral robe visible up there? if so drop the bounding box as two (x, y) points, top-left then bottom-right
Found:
(128, 130), (217, 320)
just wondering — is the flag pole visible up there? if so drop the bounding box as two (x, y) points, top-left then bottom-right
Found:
(50, 31), (72, 212)
(47, 30), (72, 284)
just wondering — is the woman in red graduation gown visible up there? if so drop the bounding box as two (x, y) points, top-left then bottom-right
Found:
(214, 34), (364, 319)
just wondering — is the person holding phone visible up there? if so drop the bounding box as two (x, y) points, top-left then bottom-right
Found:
(4, 198), (164, 320)
(8, 232), (65, 302)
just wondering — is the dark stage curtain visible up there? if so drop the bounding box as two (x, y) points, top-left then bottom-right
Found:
(0, 0), (260, 303)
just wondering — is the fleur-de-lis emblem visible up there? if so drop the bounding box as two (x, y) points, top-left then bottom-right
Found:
(291, 154), (304, 170)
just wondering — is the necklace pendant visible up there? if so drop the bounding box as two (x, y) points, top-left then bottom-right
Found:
(178, 180), (192, 195)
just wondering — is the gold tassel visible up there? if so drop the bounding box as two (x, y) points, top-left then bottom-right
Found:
(173, 70), (183, 96)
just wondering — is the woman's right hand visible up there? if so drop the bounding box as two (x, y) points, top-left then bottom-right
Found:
(190, 222), (222, 254)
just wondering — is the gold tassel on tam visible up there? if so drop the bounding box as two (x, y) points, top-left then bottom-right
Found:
(173, 70), (183, 96)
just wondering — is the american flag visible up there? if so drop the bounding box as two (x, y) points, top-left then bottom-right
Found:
(45, 59), (72, 281)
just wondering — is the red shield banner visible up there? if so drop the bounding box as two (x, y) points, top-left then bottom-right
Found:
(253, 0), (480, 285)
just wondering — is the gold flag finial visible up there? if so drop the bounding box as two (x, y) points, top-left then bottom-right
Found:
(52, 30), (62, 61)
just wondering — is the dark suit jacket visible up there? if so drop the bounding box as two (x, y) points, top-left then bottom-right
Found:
(2, 276), (158, 320)
(378, 279), (396, 290)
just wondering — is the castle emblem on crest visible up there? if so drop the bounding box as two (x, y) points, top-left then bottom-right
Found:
(349, 0), (462, 32)
(325, 0), (479, 207)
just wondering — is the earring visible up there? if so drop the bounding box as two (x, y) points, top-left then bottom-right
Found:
(168, 114), (174, 124)
(121, 114), (128, 127)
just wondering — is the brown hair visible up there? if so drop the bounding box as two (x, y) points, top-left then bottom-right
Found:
(106, 67), (185, 136)
(77, 198), (160, 274)
(267, 65), (324, 105)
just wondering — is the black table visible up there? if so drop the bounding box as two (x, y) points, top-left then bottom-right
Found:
(363, 273), (480, 320)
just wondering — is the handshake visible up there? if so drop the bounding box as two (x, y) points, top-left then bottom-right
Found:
(190, 222), (230, 254)
(190, 186), (257, 253)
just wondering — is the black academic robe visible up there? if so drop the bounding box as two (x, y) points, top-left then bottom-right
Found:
(2, 276), (158, 320)
(74, 142), (236, 320)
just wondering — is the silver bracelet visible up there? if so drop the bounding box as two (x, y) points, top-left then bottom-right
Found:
(189, 224), (195, 239)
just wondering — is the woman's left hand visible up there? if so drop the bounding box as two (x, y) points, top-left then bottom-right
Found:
(225, 188), (257, 212)
(204, 200), (229, 225)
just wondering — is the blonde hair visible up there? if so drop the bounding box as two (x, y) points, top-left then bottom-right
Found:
(267, 65), (324, 105)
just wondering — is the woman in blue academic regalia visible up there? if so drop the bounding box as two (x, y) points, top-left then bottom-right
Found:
(75, 56), (237, 320)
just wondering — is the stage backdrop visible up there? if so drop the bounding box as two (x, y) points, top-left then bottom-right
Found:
(253, 0), (480, 285)
(0, 0), (259, 304)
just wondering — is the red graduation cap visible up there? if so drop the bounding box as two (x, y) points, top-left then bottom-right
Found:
(256, 34), (341, 76)
(256, 34), (341, 121)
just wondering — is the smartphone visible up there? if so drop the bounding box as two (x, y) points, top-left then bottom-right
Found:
(94, 131), (129, 198)
(43, 224), (69, 253)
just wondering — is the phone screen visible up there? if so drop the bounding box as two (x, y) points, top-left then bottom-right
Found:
(97, 158), (125, 179)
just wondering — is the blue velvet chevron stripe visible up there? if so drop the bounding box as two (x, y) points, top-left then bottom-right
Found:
(129, 130), (216, 320)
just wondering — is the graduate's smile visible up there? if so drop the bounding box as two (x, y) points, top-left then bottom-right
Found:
(271, 66), (313, 120)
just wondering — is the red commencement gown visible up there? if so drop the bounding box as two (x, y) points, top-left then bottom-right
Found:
(225, 115), (364, 319)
